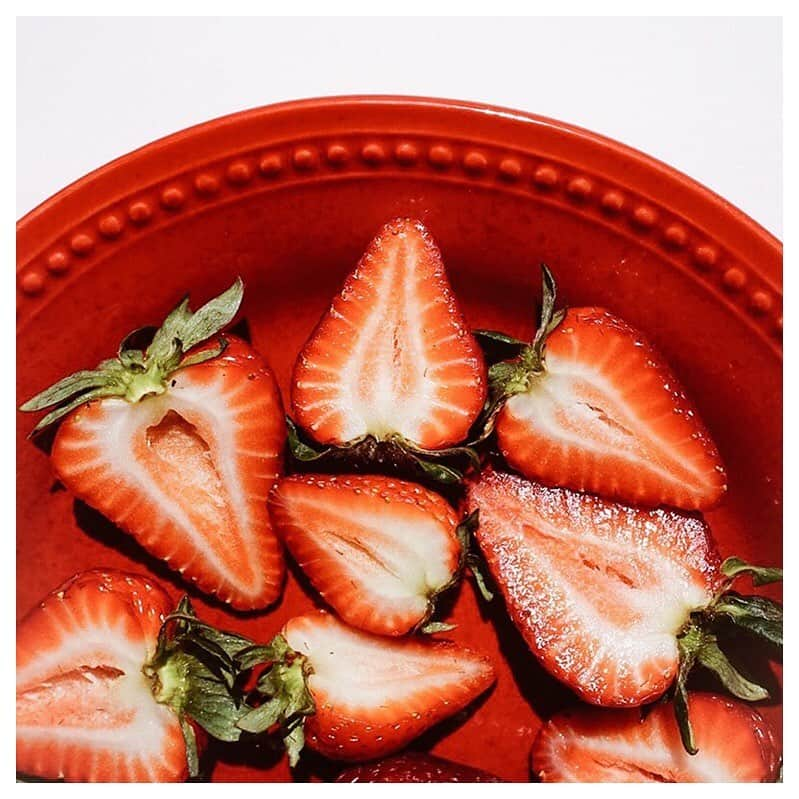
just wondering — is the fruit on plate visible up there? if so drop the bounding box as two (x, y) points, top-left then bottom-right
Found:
(531, 693), (781, 783)
(289, 218), (487, 483)
(235, 610), (496, 765)
(269, 473), (465, 636)
(19, 280), (286, 610)
(476, 266), (726, 510)
(16, 569), (258, 782)
(467, 469), (782, 751)
(336, 752), (503, 782)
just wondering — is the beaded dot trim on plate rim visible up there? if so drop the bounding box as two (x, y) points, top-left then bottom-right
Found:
(17, 136), (781, 344)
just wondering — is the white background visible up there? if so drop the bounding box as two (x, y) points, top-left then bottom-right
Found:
(8, 13), (792, 792)
(17, 16), (782, 237)
(17, 17), (782, 236)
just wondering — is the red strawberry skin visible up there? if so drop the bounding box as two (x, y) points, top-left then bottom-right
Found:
(496, 307), (727, 510)
(336, 752), (503, 782)
(532, 693), (780, 782)
(291, 218), (486, 450)
(269, 473), (462, 635)
(16, 570), (190, 783)
(283, 611), (495, 762)
(467, 470), (722, 707)
(50, 337), (286, 610)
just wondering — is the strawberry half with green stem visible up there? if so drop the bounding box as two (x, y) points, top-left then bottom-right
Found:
(474, 266), (727, 510)
(532, 693), (781, 783)
(468, 469), (781, 752)
(20, 280), (286, 610)
(17, 569), (259, 782)
(289, 218), (487, 485)
(234, 611), (496, 765)
(268, 473), (490, 636)
(336, 752), (503, 782)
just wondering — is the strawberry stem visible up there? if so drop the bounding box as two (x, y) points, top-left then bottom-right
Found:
(529, 264), (565, 368)
(420, 621), (458, 634)
(674, 626), (701, 755)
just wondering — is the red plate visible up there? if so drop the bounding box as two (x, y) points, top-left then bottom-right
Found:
(16, 96), (782, 782)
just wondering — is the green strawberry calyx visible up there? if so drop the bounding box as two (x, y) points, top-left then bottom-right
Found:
(673, 557), (783, 755)
(233, 636), (316, 768)
(470, 264), (565, 445)
(19, 279), (244, 434)
(144, 596), (258, 779)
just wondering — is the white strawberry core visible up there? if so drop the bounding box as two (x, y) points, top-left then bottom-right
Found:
(332, 248), (450, 442)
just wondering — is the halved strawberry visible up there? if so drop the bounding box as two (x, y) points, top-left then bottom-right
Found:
(336, 752), (502, 782)
(479, 267), (726, 510)
(20, 281), (286, 610)
(268, 473), (463, 636)
(290, 218), (486, 474)
(467, 469), (781, 750)
(235, 610), (496, 764)
(468, 469), (722, 707)
(17, 570), (256, 782)
(532, 693), (781, 782)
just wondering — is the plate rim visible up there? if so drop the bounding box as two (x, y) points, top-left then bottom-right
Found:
(16, 94), (782, 346)
(17, 93), (782, 247)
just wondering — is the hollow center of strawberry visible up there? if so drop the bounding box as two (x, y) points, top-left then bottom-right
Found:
(143, 411), (232, 529)
(126, 402), (258, 590)
(17, 665), (141, 729)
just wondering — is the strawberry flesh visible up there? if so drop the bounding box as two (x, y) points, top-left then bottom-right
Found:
(269, 474), (462, 635)
(467, 469), (723, 706)
(291, 218), (486, 450)
(532, 693), (780, 782)
(496, 307), (727, 510)
(16, 570), (188, 782)
(282, 611), (495, 762)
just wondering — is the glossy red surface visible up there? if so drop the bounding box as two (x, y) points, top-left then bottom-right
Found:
(16, 96), (782, 782)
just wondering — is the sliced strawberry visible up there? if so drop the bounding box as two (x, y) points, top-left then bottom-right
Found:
(336, 752), (502, 782)
(486, 268), (726, 510)
(467, 469), (723, 707)
(21, 281), (286, 610)
(532, 693), (780, 782)
(268, 474), (462, 635)
(16, 570), (188, 782)
(291, 218), (486, 451)
(17, 569), (266, 782)
(237, 611), (495, 764)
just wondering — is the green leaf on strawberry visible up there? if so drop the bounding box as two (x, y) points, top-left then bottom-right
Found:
(21, 279), (244, 432)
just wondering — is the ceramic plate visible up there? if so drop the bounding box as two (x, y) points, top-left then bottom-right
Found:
(16, 96), (783, 782)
